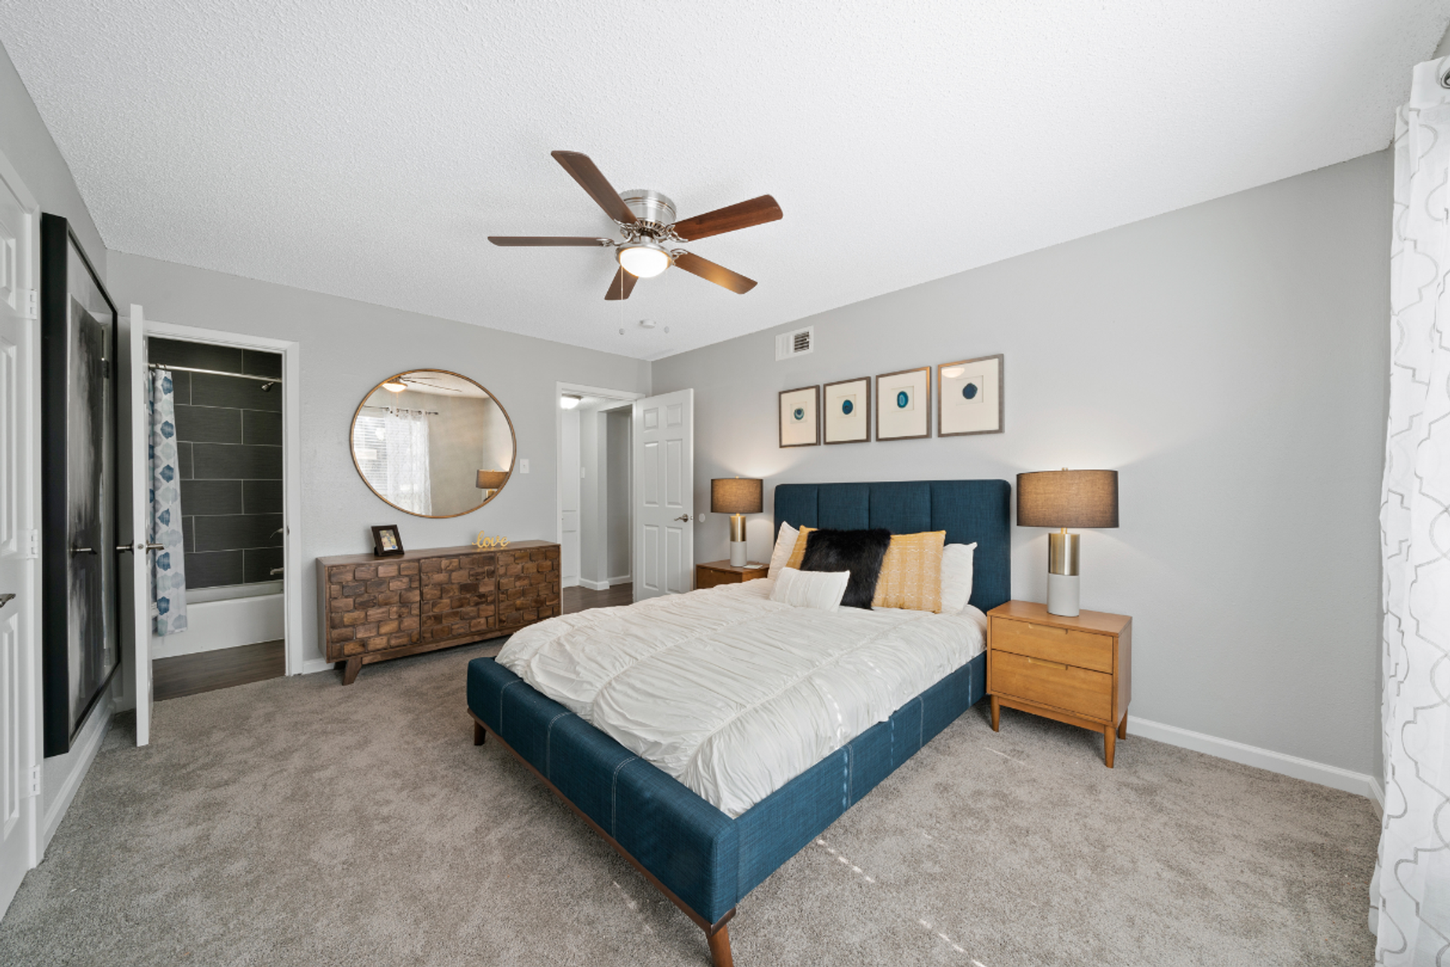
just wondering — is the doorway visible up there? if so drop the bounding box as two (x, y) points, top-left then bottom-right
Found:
(556, 383), (640, 612)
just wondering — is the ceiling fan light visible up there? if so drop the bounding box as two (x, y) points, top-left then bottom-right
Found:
(382, 379), (408, 392)
(617, 243), (670, 279)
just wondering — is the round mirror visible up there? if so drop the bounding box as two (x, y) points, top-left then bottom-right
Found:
(349, 370), (516, 518)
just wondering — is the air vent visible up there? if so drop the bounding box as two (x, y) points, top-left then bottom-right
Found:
(775, 326), (814, 361)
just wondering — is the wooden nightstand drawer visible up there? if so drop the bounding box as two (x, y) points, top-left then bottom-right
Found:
(990, 617), (1113, 674)
(696, 561), (768, 590)
(990, 650), (1112, 721)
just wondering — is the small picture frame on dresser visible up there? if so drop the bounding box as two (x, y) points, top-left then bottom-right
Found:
(371, 524), (404, 557)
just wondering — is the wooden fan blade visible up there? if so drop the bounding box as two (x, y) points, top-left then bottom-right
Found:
(672, 251), (757, 294)
(488, 236), (613, 246)
(551, 151), (638, 224)
(604, 267), (638, 301)
(671, 195), (782, 241)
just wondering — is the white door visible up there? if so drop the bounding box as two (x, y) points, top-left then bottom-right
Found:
(118, 306), (150, 746)
(559, 407), (580, 587)
(632, 389), (693, 601)
(0, 156), (38, 914)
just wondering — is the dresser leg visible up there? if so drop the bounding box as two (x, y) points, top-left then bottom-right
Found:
(473, 721), (487, 746)
(1103, 725), (1116, 768)
(1117, 716), (1128, 740)
(989, 695), (1001, 732)
(342, 657), (362, 686)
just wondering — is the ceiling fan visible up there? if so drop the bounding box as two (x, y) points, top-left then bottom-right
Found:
(488, 151), (782, 301)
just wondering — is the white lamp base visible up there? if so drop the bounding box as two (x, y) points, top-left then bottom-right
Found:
(1046, 572), (1080, 617)
(729, 541), (747, 567)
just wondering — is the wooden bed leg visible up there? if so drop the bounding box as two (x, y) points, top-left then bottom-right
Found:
(706, 923), (733, 967)
(473, 721), (487, 746)
(341, 657), (362, 686)
(989, 695), (1001, 732)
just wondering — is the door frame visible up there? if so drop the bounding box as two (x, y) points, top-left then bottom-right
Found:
(141, 321), (305, 676)
(554, 382), (643, 590)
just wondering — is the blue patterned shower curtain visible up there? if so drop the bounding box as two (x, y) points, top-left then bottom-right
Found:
(149, 369), (188, 635)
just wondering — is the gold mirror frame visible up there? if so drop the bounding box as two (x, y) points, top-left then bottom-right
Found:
(348, 369), (518, 519)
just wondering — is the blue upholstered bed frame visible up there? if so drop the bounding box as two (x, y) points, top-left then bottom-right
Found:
(466, 479), (1011, 965)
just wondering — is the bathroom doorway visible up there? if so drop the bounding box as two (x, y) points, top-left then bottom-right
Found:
(142, 334), (289, 699)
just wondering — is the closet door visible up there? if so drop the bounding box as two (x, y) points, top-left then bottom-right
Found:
(632, 389), (694, 601)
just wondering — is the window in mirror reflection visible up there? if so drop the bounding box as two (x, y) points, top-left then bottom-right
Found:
(350, 370), (515, 518)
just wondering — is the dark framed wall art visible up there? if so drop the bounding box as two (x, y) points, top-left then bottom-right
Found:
(938, 354), (1004, 436)
(40, 213), (120, 756)
(823, 376), (870, 444)
(778, 385), (820, 448)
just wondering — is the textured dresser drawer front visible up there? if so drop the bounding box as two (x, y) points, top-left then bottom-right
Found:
(991, 650), (1112, 721)
(991, 618), (1113, 674)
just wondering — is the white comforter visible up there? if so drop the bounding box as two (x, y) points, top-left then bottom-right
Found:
(495, 579), (986, 817)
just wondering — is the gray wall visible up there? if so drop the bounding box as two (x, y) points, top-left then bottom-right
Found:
(606, 409), (631, 581)
(654, 151), (1391, 778)
(107, 251), (651, 664)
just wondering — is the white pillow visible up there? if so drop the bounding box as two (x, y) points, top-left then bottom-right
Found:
(770, 567), (849, 612)
(940, 542), (977, 614)
(767, 521), (800, 579)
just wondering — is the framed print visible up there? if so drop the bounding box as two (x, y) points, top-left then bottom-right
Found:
(938, 354), (1004, 436)
(778, 385), (820, 447)
(875, 367), (931, 441)
(372, 524), (405, 557)
(823, 377), (870, 444)
(40, 214), (120, 757)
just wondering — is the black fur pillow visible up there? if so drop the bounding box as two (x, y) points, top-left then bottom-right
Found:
(799, 528), (892, 609)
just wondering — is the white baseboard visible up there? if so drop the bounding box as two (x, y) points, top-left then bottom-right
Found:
(300, 658), (334, 676)
(608, 575), (631, 587)
(1128, 715), (1380, 803)
(40, 693), (113, 854)
(1367, 777), (1386, 819)
(578, 578), (612, 591)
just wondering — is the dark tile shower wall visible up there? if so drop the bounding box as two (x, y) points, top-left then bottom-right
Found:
(148, 338), (283, 590)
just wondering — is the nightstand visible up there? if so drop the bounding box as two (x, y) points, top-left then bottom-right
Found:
(986, 600), (1132, 767)
(695, 560), (769, 591)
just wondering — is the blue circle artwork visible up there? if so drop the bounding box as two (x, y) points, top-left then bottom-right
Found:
(841, 399), (853, 415)
(962, 382), (979, 400)
(793, 407), (805, 421)
(897, 390), (909, 408)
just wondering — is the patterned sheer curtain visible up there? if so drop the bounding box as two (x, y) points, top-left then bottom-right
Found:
(1374, 56), (1450, 965)
(355, 408), (432, 515)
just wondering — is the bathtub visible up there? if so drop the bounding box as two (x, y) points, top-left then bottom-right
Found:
(149, 582), (285, 659)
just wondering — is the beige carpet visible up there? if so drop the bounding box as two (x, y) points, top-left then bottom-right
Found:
(0, 641), (1378, 966)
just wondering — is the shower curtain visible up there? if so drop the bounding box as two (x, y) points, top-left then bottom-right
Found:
(1374, 56), (1450, 965)
(149, 369), (187, 635)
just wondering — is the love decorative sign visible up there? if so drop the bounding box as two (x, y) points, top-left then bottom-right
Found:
(473, 531), (510, 550)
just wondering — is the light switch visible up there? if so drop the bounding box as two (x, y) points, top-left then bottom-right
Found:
(520, 459), (530, 474)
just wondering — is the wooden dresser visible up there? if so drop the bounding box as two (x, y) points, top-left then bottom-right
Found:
(317, 540), (561, 685)
(986, 600), (1132, 767)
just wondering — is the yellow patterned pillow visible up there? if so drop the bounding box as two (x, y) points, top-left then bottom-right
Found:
(785, 526), (816, 571)
(871, 531), (946, 612)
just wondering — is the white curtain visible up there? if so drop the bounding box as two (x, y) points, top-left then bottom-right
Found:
(1374, 56), (1450, 965)
(383, 409), (431, 516)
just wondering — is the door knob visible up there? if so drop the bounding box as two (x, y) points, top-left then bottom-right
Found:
(71, 545), (96, 555)
(674, 514), (692, 522)
(143, 543), (166, 551)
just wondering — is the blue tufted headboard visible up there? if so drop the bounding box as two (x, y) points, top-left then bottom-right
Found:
(773, 479), (1011, 613)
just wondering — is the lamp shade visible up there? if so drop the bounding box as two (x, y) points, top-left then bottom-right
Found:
(711, 477), (763, 515)
(477, 470), (510, 490)
(1017, 470), (1118, 528)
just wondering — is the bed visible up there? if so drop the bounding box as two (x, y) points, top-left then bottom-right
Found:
(466, 479), (1011, 965)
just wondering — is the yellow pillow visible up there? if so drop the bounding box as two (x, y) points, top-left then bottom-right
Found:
(871, 531), (946, 612)
(785, 526), (815, 571)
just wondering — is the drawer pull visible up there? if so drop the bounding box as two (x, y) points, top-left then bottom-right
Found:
(1025, 656), (1069, 671)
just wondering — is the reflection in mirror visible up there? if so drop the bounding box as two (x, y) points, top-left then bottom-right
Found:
(350, 370), (516, 518)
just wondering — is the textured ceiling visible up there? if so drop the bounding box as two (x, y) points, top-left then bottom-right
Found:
(2, 1), (1445, 361)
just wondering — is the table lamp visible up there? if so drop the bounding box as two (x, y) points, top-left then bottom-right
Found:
(711, 477), (763, 567)
(1016, 469), (1119, 617)
(477, 469), (509, 495)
